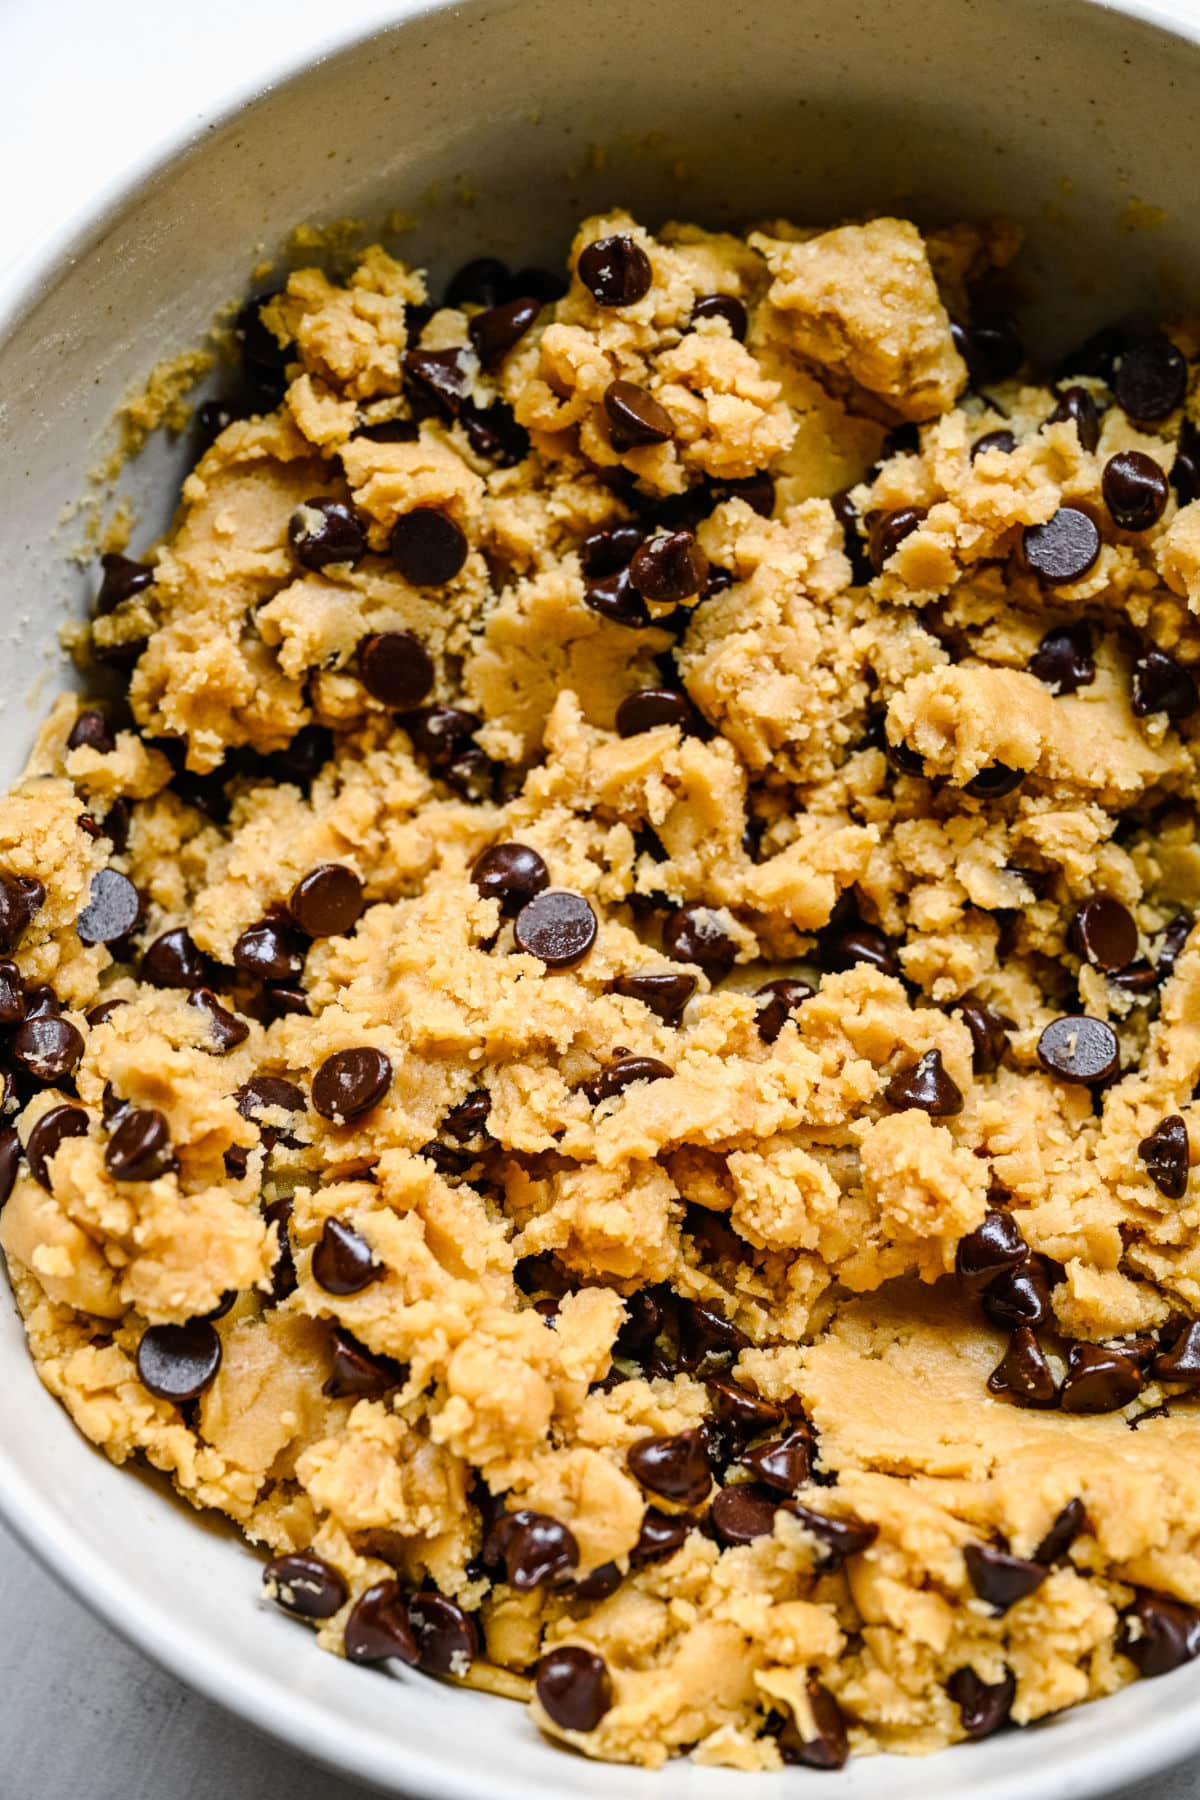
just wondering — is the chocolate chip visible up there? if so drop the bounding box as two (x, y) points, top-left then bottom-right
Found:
(1109, 960), (1159, 997)
(629, 530), (708, 605)
(1059, 1342), (1144, 1412)
(754, 978), (814, 1045)
(446, 256), (509, 309)
(954, 998), (1010, 1074)
(471, 842), (549, 916)
(237, 1075), (305, 1125)
(262, 1197), (296, 1301)
(343, 1579), (420, 1665)
(964, 1543), (1047, 1614)
(578, 234), (652, 306)
(987, 1326), (1060, 1408)
(662, 903), (735, 981)
(777, 1677), (849, 1771)
(407, 1590), (479, 1674)
(503, 1510), (583, 1590)
(1131, 645), (1198, 720)
(1036, 1014), (1120, 1085)
(1070, 896), (1138, 974)
(1046, 385), (1100, 453)
(11, 1016), (85, 1084)
(535, 1645), (613, 1732)
(1117, 1590), (1200, 1676)
(819, 923), (898, 977)
(584, 564), (650, 627)
(946, 1666), (1016, 1739)
(401, 705), (480, 769)
(468, 294), (541, 371)
(73, 868), (140, 948)
(443, 1090), (492, 1143)
(956, 1209), (1028, 1285)
(581, 524), (643, 577)
(615, 687), (701, 737)
(1029, 621), (1096, 695)
(0, 872), (44, 952)
(233, 920), (306, 983)
(233, 292), (292, 402)
(982, 1259), (1054, 1331)
(884, 1048), (963, 1116)
(23, 986), (61, 1020)
(1174, 418), (1200, 505)
(513, 890), (597, 967)
(323, 1327), (405, 1401)
(272, 723), (334, 788)
(786, 1503), (877, 1569)
(1114, 334), (1187, 421)
(94, 551), (154, 617)
(831, 491), (873, 584)
(0, 961), (24, 1027)
(512, 266), (567, 305)
(604, 378), (674, 450)
(592, 1052), (673, 1104)
(311, 1047), (393, 1122)
(105, 1107), (172, 1181)
(263, 1551), (348, 1621)
(1023, 506), (1101, 584)
(970, 429), (1018, 461)
(678, 1298), (750, 1373)
(1136, 1113), (1189, 1200)
(67, 708), (116, 755)
(403, 347), (468, 419)
(136, 1320), (222, 1402)
(0, 1126), (20, 1207)
(867, 507), (922, 573)
(955, 314), (1024, 386)
(739, 1428), (811, 1494)
(631, 1508), (693, 1565)
(25, 1103), (88, 1188)
(690, 292), (748, 340)
(627, 1428), (711, 1507)
(1034, 1497), (1086, 1564)
(1056, 324), (1129, 384)
(288, 864), (364, 939)
(707, 1377), (785, 1442)
(141, 927), (209, 989)
(443, 746), (498, 804)
(610, 970), (696, 1026)
(1103, 449), (1169, 532)
(1153, 1320), (1200, 1385)
(567, 1560), (622, 1601)
(710, 1482), (783, 1545)
(390, 510), (469, 587)
(1157, 911), (1193, 978)
(964, 761), (1027, 803)
(311, 1216), (382, 1294)
(193, 397), (243, 451)
(288, 498), (366, 571)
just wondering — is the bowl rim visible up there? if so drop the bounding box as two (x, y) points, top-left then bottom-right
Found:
(4, 0), (1200, 1794)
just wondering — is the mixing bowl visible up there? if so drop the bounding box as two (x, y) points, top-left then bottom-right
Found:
(2, 0), (1200, 1792)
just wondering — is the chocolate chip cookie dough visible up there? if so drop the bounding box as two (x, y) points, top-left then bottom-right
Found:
(3, 207), (1200, 1771)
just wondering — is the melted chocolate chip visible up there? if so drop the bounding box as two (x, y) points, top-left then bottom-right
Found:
(956, 1209), (1029, 1285)
(1138, 1114), (1190, 1200)
(884, 1047), (963, 1116)
(233, 920), (306, 983)
(707, 1377), (785, 1442)
(678, 1298), (750, 1372)
(777, 1678), (850, 1771)
(471, 842), (550, 916)
(1036, 1015), (1120, 1085)
(982, 1258), (1054, 1331)
(390, 509), (469, 586)
(740, 1428), (811, 1494)
(1023, 506), (1101, 584)
(627, 1428), (711, 1507)
(867, 507), (922, 573)
(787, 1503), (878, 1569)
(289, 864), (364, 938)
(263, 1551), (347, 1620)
(513, 890), (597, 968)
(344, 1579), (420, 1664)
(1114, 334), (1187, 422)
(1117, 1590), (1200, 1676)
(443, 1090), (492, 1142)
(946, 1666), (1016, 1739)
(1059, 1343), (1143, 1413)
(662, 903), (735, 982)
(964, 1543), (1047, 1614)
(629, 530), (708, 605)
(1153, 1320), (1200, 1385)
(25, 1104), (88, 1188)
(311, 1047), (392, 1123)
(11, 1015), (84, 1084)
(592, 1052), (673, 1103)
(710, 1482), (783, 1545)
(1047, 385), (1100, 452)
(311, 1216), (382, 1294)
(987, 1326), (1060, 1409)
(954, 997), (1010, 1074)
(141, 928), (209, 989)
(1131, 645), (1198, 721)
(468, 294), (541, 371)
(1070, 895), (1138, 973)
(690, 293), (748, 339)
(615, 687), (701, 737)
(0, 871), (45, 952)
(407, 1590), (480, 1675)
(136, 1320), (222, 1402)
(105, 1107), (172, 1181)
(535, 1645), (613, 1732)
(578, 234), (652, 306)
(1103, 450), (1170, 531)
(1034, 1497), (1086, 1564)
(288, 498), (366, 570)
(1029, 621), (1096, 695)
(610, 970), (696, 1026)
(754, 978), (814, 1045)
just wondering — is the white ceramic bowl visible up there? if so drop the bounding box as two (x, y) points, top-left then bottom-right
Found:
(4, 1), (1200, 1793)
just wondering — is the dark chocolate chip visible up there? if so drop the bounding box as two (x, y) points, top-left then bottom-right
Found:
(401, 706), (481, 770)
(707, 1377), (784, 1442)
(578, 235), (652, 307)
(25, 1103), (88, 1188)
(954, 997), (1010, 1074)
(1023, 506), (1101, 584)
(1029, 621), (1096, 695)
(1158, 911), (1193, 978)
(272, 723), (334, 787)
(604, 378), (674, 449)
(832, 491), (873, 585)
(0, 1125), (21, 1207)
(105, 1107), (172, 1181)
(662, 903), (735, 982)
(263, 1551), (347, 1621)
(955, 1209), (1028, 1286)
(581, 524), (643, 577)
(289, 864), (364, 938)
(739, 1428), (811, 1494)
(67, 708), (116, 755)
(982, 1259), (1054, 1332)
(592, 1052), (672, 1104)
(75, 868), (140, 947)
(1059, 1343), (1144, 1413)
(344, 1579), (420, 1664)
(819, 923), (898, 978)
(955, 314), (1024, 386)
(323, 1327), (405, 1400)
(1036, 1015), (1120, 1085)
(754, 978), (814, 1045)
(11, 1016), (85, 1084)
(1047, 385), (1100, 453)
(0, 961), (24, 1027)
(1070, 895), (1138, 973)
(678, 1298), (750, 1372)
(263, 1197), (296, 1301)
(971, 429), (1018, 461)
(786, 1503), (878, 1569)
(987, 1326), (1060, 1409)
(867, 507), (922, 573)
(233, 920), (306, 983)
(390, 509), (469, 586)
(488, 1508), (579, 1590)
(136, 1320), (222, 1402)
(535, 1645), (613, 1732)
(946, 1666), (1016, 1739)
(884, 1048), (963, 1116)
(443, 1090), (492, 1142)
(468, 294), (541, 372)
(1117, 1590), (1200, 1677)
(311, 1215), (382, 1294)
(631, 1507), (693, 1564)
(610, 970), (696, 1026)
(1034, 1497), (1086, 1565)
(0, 871), (44, 952)
(777, 1677), (849, 1771)
(710, 1482), (783, 1545)
(237, 1075), (305, 1125)
(22, 985), (61, 1020)
(1153, 1319), (1200, 1385)
(1174, 418), (1200, 505)
(513, 890), (597, 968)
(629, 530), (708, 605)
(94, 551), (154, 616)
(471, 842), (549, 916)
(193, 397), (244, 451)
(403, 347), (468, 419)
(584, 564), (650, 627)
(690, 293), (748, 340)
(232, 292), (292, 403)
(962, 762), (1025, 800)
(312, 1047), (393, 1122)
(1055, 324), (1129, 385)
(1114, 334), (1188, 422)
(615, 687), (701, 737)
(1103, 450), (1169, 532)
(1109, 960), (1159, 998)
(288, 498), (366, 571)
(511, 266), (568, 305)
(627, 1428), (711, 1507)
(443, 746), (498, 804)
(407, 1590), (480, 1675)
(141, 927), (209, 989)
(1137, 1114), (1190, 1200)
(1131, 646), (1198, 721)
(568, 1560), (622, 1601)
(964, 1542), (1047, 1614)
(445, 256), (509, 309)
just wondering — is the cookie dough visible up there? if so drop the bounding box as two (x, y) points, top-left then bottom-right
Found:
(3, 208), (1200, 1772)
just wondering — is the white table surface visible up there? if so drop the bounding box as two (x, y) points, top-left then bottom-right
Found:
(2, 1), (1200, 1796)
